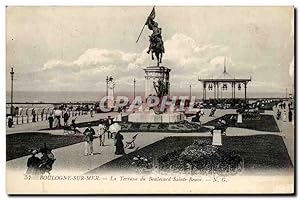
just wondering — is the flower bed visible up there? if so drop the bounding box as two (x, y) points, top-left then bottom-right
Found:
(120, 121), (210, 133)
(203, 114), (280, 132)
(158, 140), (243, 175)
(87, 135), (292, 175)
(131, 155), (153, 173)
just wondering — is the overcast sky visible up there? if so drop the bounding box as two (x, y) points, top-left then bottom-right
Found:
(6, 6), (294, 94)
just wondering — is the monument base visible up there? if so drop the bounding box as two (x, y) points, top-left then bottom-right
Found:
(128, 109), (185, 123)
(144, 66), (171, 98)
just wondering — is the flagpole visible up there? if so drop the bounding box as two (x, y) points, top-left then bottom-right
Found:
(136, 6), (155, 43)
(136, 24), (146, 43)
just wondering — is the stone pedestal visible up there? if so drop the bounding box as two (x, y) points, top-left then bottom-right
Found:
(127, 65), (181, 123)
(128, 109), (185, 123)
(144, 66), (171, 98)
(237, 114), (243, 123)
(212, 130), (222, 146)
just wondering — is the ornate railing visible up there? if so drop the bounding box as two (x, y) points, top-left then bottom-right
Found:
(6, 102), (96, 126)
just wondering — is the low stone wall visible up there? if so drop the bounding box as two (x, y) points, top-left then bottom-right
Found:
(127, 110), (185, 123)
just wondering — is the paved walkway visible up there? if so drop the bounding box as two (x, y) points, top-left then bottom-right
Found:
(271, 103), (294, 165)
(6, 112), (118, 135)
(199, 106), (294, 165)
(6, 106), (294, 175)
(6, 129), (205, 175)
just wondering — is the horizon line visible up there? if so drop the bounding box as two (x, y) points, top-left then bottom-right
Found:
(5, 90), (288, 94)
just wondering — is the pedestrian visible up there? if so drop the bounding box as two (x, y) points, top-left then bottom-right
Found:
(90, 107), (94, 117)
(26, 149), (41, 175)
(63, 111), (69, 126)
(48, 114), (54, 129)
(39, 146), (56, 175)
(41, 109), (44, 120)
(220, 119), (227, 135)
(114, 131), (125, 155)
(211, 119), (227, 135)
(32, 108), (36, 122)
(191, 112), (201, 123)
(276, 109), (281, 120)
(282, 110), (287, 122)
(106, 116), (114, 139)
(71, 118), (81, 134)
(54, 108), (62, 127)
(288, 109), (293, 122)
(209, 107), (216, 117)
(283, 102), (286, 109)
(200, 108), (204, 116)
(83, 123), (96, 156)
(8, 116), (13, 128)
(98, 119), (106, 146)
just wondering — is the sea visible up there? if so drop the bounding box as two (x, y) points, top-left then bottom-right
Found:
(6, 91), (287, 103)
(5, 90), (288, 116)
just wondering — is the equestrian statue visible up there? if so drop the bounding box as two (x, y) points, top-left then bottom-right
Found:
(136, 7), (165, 66)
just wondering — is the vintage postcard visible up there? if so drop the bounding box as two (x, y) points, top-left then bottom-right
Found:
(6, 6), (294, 194)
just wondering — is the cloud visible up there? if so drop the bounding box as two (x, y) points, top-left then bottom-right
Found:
(73, 48), (138, 67)
(42, 60), (73, 70)
(209, 56), (233, 68)
(164, 33), (229, 68)
(16, 33), (292, 94)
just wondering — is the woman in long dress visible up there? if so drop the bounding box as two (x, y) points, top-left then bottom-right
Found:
(288, 109), (293, 122)
(114, 131), (125, 155)
(282, 110), (287, 122)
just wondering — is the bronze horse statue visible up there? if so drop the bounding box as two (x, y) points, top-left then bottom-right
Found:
(149, 36), (164, 66)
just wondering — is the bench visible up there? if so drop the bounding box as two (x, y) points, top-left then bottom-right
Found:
(63, 126), (73, 135)
(125, 134), (138, 149)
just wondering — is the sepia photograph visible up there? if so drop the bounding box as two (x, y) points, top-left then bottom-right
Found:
(5, 6), (294, 194)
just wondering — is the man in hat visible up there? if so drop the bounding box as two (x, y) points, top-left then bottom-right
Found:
(32, 108), (36, 122)
(63, 111), (69, 126)
(48, 113), (54, 129)
(83, 123), (96, 155)
(26, 149), (41, 175)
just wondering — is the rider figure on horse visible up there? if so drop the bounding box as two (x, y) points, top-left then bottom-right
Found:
(146, 17), (165, 60)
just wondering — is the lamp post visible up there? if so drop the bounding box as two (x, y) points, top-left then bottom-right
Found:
(105, 76), (109, 108)
(189, 84), (192, 100)
(133, 78), (136, 100)
(10, 67), (14, 117)
(106, 76), (109, 97)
